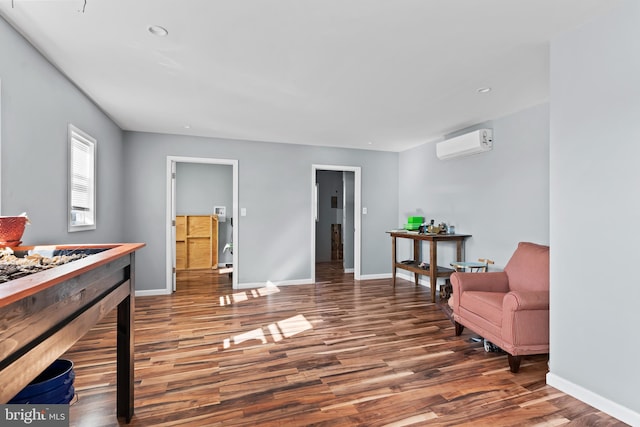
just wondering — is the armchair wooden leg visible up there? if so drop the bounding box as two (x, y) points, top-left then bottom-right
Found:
(454, 322), (464, 336)
(508, 354), (522, 373)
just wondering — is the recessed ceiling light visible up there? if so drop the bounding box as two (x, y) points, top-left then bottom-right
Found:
(477, 87), (492, 94)
(148, 25), (168, 37)
(184, 125), (191, 129)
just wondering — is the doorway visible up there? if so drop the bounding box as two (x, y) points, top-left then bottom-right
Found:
(166, 156), (239, 293)
(311, 165), (361, 283)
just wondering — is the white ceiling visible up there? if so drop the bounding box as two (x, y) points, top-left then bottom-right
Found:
(0, 0), (621, 152)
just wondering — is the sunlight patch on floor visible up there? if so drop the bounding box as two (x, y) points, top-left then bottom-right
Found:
(218, 284), (280, 306)
(276, 314), (313, 338)
(222, 313), (312, 350)
(257, 283), (280, 296)
(227, 327), (267, 348)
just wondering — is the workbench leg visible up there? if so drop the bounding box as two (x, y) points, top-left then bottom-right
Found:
(117, 261), (135, 423)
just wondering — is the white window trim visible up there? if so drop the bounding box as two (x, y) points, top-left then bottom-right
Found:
(68, 124), (96, 232)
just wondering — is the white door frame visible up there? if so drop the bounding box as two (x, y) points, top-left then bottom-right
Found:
(166, 156), (239, 292)
(0, 79), (2, 214)
(311, 164), (361, 281)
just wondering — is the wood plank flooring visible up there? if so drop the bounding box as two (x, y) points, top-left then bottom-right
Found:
(62, 262), (627, 426)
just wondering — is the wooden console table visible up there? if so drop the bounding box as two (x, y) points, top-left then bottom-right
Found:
(0, 243), (144, 423)
(387, 231), (471, 302)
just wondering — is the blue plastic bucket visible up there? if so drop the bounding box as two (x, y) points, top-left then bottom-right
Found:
(9, 359), (75, 404)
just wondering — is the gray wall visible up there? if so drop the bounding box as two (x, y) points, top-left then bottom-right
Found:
(0, 17), (124, 244)
(123, 131), (398, 291)
(549, 0), (640, 422)
(176, 162), (233, 265)
(398, 103), (550, 283)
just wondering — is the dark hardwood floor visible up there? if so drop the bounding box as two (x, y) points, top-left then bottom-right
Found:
(62, 262), (626, 426)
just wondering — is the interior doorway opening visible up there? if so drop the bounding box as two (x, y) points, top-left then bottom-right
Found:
(166, 156), (239, 293)
(311, 165), (361, 283)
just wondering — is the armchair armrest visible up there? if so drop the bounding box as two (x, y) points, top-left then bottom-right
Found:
(503, 291), (549, 312)
(501, 290), (550, 350)
(450, 271), (510, 294)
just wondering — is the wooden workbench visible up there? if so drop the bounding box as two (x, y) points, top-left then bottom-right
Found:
(0, 243), (144, 423)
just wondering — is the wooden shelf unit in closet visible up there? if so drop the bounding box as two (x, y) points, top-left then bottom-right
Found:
(176, 215), (219, 270)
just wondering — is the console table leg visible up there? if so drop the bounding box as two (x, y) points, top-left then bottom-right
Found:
(414, 240), (420, 286)
(456, 241), (464, 263)
(430, 241), (437, 302)
(391, 236), (396, 286)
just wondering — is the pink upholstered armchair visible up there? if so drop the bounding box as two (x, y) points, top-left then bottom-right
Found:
(450, 242), (549, 373)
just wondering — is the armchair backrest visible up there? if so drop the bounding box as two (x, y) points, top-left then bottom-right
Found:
(504, 242), (550, 292)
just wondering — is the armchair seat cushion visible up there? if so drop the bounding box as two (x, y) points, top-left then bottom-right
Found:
(460, 291), (505, 327)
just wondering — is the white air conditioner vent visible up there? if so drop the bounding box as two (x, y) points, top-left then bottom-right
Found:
(436, 129), (493, 160)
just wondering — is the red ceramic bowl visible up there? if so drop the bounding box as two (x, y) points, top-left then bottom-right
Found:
(0, 216), (28, 243)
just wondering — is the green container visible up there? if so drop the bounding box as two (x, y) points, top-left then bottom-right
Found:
(404, 216), (424, 230)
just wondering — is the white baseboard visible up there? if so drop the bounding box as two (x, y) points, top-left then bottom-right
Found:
(135, 272), (442, 295)
(135, 289), (171, 297)
(136, 277), (318, 295)
(546, 372), (639, 426)
(344, 268), (354, 273)
(358, 273), (392, 280)
(236, 278), (312, 289)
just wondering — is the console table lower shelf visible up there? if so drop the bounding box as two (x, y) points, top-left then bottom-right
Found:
(394, 261), (455, 289)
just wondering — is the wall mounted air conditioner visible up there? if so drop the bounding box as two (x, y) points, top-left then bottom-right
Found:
(436, 129), (493, 160)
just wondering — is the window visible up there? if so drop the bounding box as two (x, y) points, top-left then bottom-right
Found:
(68, 124), (96, 231)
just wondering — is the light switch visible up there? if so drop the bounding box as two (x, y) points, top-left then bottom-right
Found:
(362, 207), (368, 214)
(241, 208), (247, 216)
